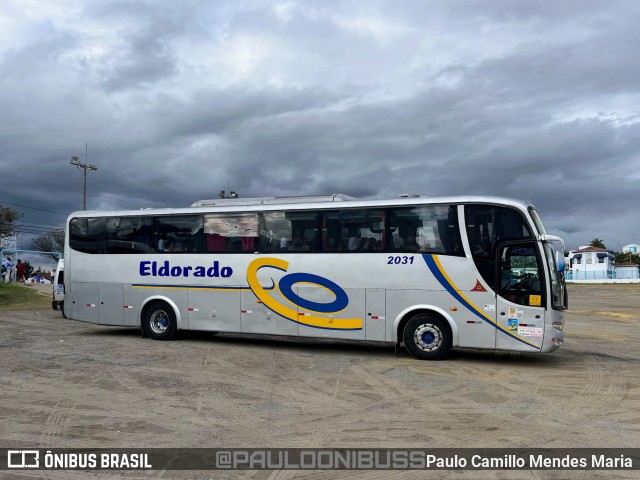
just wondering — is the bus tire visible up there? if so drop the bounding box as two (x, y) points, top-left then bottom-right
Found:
(403, 313), (451, 360)
(142, 301), (177, 341)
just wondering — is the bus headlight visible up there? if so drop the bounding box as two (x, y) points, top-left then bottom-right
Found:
(552, 322), (564, 331)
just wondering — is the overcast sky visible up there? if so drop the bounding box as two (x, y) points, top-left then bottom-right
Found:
(1, 0), (639, 252)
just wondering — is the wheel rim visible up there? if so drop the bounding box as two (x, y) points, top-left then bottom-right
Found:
(149, 310), (170, 334)
(414, 323), (442, 352)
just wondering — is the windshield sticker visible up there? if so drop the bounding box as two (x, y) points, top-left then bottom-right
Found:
(518, 326), (543, 337)
(529, 295), (542, 306)
(509, 307), (524, 319)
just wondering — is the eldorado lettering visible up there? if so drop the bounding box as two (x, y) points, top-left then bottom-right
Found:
(139, 260), (233, 278)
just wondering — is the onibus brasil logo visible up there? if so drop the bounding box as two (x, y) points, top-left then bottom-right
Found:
(246, 257), (363, 330)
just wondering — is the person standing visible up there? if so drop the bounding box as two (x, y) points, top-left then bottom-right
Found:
(3, 256), (13, 282)
(16, 259), (25, 283)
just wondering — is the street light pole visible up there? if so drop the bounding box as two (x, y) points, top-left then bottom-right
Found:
(70, 155), (98, 210)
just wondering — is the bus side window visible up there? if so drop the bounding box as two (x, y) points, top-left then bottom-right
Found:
(69, 217), (107, 254)
(262, 211), (319, 253)
(389, 205), (462, 256)
(321, 211), (342, 251)
(154, 215), (203, 254)
(105, 217), (154, 253)
(205, 233), (223, 252)
(320, 209), (383, 253)
(204, 213), (258, 253)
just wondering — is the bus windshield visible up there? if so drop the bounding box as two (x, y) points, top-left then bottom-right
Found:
(544, 241), (566, 310)
(528, 207), (566, 309)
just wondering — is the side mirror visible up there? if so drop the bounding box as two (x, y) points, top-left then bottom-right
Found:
(557, 252), (565, 273)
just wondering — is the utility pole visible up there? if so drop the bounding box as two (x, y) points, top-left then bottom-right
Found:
(70, 144), (98, 210)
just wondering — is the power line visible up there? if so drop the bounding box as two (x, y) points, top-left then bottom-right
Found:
(0, 199), (68, 216)
(16, 221), (61, 228)
(15, 229), (59, 235)
(15, 225), (62, 233)
(16, 226), (59, 232)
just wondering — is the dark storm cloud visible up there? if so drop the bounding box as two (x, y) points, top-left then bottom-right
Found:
(100, 22), (179, 92)
(1, 0), (639, 251)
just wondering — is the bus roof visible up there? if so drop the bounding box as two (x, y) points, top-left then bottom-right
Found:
(66, 194), (535, 220)
(190, 194), (356, 207)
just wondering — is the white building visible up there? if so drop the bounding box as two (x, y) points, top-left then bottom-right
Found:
(622, 244), (640, 254)
(566, 245), (639, 281)
(567, 246), (616, 280)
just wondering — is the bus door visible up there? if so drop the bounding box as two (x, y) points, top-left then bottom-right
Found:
(495, 242), (545, 351)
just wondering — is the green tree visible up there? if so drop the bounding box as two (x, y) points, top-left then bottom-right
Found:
(30, 228), (65, 261)
(615, 251), (640, 266)
(0, 205), (21, 243)
(590, 238), (606, 248)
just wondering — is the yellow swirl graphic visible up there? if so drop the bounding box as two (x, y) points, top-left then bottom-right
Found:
(246, 257), (362, 330)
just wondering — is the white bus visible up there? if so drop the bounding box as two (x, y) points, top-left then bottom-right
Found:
(63, 194), (567, 360)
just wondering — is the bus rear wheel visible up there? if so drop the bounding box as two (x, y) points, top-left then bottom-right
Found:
(403, 314), (451, 360)
(143, 301), (177, 341)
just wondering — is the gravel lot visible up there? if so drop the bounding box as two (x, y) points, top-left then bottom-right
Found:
(1, 284), (639, 479)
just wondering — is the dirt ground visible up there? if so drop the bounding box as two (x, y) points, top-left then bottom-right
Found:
(1, 284), (639, 480)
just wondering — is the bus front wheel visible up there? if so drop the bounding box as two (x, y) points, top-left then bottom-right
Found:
(403, 314), (451, 360)
(142, 301), (177, 341)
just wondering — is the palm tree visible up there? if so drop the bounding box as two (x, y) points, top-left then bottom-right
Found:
(590, 238), (606, 249)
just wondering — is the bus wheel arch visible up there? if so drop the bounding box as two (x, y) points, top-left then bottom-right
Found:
(395, 308), (457, 360)
(141, 299), (178, 341)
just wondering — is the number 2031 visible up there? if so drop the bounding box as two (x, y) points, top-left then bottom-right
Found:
(387, 256), (414, 265)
